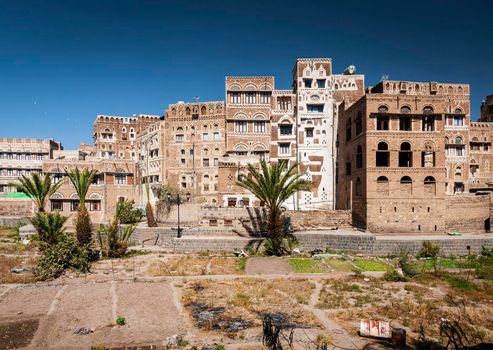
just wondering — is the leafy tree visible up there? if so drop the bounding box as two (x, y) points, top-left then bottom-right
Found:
(9, 172), (63, 212)
(116, 199), (143, 224)
(417, 240), (441, 275)
(236, 159), (311, 256)
(29, 211), (67, 246)
(65, 168), (97, 246)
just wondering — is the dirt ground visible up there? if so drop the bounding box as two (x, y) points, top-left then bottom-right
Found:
(1, 251), (493, 349)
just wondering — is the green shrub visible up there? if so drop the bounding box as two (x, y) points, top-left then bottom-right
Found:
(35, 236), (90, 280)
(116, 200), (143, 224)
(29, 211), (67, 246)
(476, 256), (493, 280)
(116, 316), (125, 326)
(444, 274), (475, 291)
(97, 219), (136, 258)
(383, 268), (409, 282)
(398, 249), (418, 277)
(481, 246), (493, 257)
(417, 241), (441, 258)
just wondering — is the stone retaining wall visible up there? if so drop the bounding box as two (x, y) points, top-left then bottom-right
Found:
(133, 226), (493, 256)
(0, 198), (34, 216)
(0, 216), (29, 227)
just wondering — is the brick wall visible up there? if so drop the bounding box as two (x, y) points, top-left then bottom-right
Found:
(444, 195), (490, 232)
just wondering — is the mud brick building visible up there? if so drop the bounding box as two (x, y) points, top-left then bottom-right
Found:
(0, 138), (62, 194)
(480, 95), (493, 122)
(163, 101), (225, 205)
(337, 80), (473, 232)
(42, 158), (138, 223)
(93, 114), (160, 161)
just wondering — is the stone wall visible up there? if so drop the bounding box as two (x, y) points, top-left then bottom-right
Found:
(0, 198), (34, 217)
(288, 210), (352, 230)
(444, 195), (490, 233)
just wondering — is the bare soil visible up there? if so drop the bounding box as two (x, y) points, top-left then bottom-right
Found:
(245, 257), (292, 275)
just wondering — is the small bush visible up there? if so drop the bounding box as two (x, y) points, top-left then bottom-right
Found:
(398, 249), (418, 277)
(116, 316), (125, 326)
(417, 241), (441, 258)
(116, 199), (143, 224)
(383, 268), (409, 282)
(35, 236), (90, 280)
(476, 256), (493, 280)
(481, 246), (493, 257)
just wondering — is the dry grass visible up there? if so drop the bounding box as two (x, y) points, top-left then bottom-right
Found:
(182, 278), (319, 332)
(0, 255), (36, 284)
(328, 275), (493, 347)
(146, 255), (242, 276)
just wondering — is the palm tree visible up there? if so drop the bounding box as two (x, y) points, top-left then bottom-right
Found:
(29, 211), (67, 246)
(66, 168), (97, 246)
(236, 159), (312, 255)
(9, 172), (63, 212)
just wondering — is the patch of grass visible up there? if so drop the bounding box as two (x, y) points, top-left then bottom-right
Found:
(353, 259), (388, 271)
(0, 227), (19, 239)
(444, 274), (475, 291)
(238, 256), (247, 272)
(288, 258), (329, 273)
(325, 258), (353, 272)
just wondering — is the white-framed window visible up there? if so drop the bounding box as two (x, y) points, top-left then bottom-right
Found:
(236, 121), (247, 133)
(202, 133), (209, 141)
(176, 134), (184, 142)
(213, 132), (220, 140)
(89, 201), (101, 211)
(229, 92), (241, 104)
(279, 124), (293, 135)
(115, 174), (127, 185)
(259, 92), (271, 104)
(70, 201), (79, 212)
(214, 158), (219, 166)
(279, 143), (291, 155)
(203, 158), (209, 167)
(245, 92), (256, 104)
(253, 121), (266, 133)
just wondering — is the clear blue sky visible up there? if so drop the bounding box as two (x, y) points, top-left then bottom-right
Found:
(1, 0), (492, 149)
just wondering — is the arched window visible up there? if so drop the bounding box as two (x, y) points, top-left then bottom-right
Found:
(399, 142), (412, 167)
(376, 176), (389, 195)
(181, 149), (185, 155)
(201, 106), (207, 115)
(400, 106), (411, 114)
(400, 176), (413, 195)
(356, 145), (363, 168)
(376, 142), (389, 167)
(455, 136), (463, 144)
(204, 148), (209, 156)
(453, 108), (464, 126)
(423, 106), (434, 115)
(185, 107), (191, 116)
(422, 107), (434, 131)
(378, 106), (388, 114)
(424, 176), (436, 195)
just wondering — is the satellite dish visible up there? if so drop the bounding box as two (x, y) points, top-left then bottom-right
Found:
(344, 65), (356, 75)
